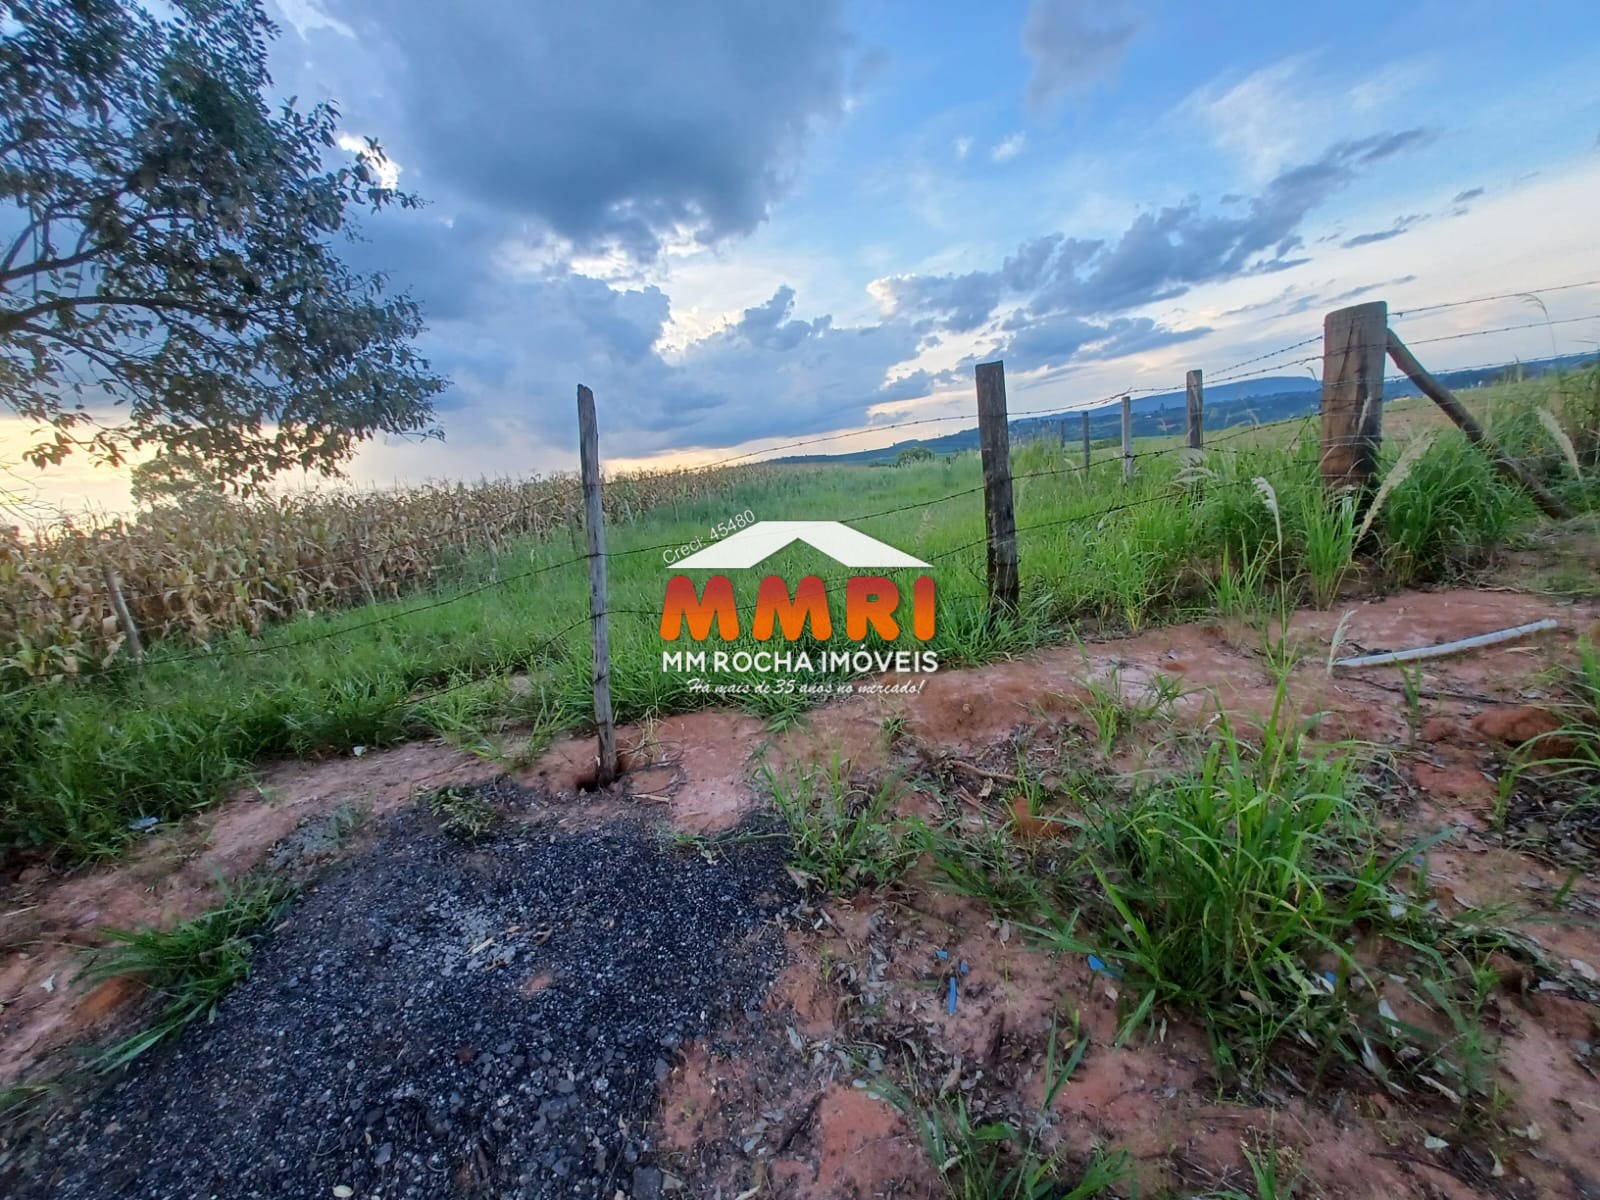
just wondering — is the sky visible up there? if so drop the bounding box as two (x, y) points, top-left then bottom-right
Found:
(6, 0), (1600, 515)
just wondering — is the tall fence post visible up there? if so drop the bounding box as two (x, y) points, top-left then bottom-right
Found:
(975, 360), (1019, 617)
(1080, 411), (1091, 471)
(576, 384), (618, 788)
(1320, 301), (1387, 495)
(1186, 369), (1204, 450)
(1120, 394), (1133, 483)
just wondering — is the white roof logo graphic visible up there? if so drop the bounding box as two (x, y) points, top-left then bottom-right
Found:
(672, 521), (929, 570)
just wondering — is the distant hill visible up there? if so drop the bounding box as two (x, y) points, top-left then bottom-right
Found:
(774, 354), (1594, 466)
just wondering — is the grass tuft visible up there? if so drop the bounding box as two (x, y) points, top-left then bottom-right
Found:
(80, 875), (291, 1071)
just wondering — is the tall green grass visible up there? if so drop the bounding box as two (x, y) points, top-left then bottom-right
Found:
(1045, 685), (1430, 1074)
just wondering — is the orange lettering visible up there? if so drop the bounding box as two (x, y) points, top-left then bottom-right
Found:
(846, 576), (900, 640)
(752, 575), (832, 641)
(660, 575), (739, 640)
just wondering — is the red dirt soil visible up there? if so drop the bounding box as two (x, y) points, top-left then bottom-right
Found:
(4, 585), (1599, 1198)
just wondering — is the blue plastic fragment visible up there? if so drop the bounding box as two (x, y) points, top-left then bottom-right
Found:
(934, 948), (949, 960)
(958, 960), (969, 976)
(947, 976), (958, 1014)
(1087, 954), (1123, 979)
(128, 816), (159, 832)
(1321, 970), (1338, 989)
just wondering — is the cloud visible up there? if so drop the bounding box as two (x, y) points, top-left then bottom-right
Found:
(953, 136), (974, 161)
(991, 132), (1027, 163)
(1184, 58), (1430, 182)
(879, 131), (1432, 334)
(1452, 186), (1485, 203)
(1022, 0), (1139, 115)
(1340, 212), (1429, 248)
(1001, 315), (1210, 372)
(318, 0), (856, 261)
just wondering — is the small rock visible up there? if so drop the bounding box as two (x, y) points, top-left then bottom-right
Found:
(631, 1166), (663, 1200)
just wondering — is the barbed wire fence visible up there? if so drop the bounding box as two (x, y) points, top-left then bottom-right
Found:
(3, 278), (1598, 727)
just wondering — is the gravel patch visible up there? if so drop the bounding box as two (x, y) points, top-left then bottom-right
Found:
(6, 789), (794, 1199)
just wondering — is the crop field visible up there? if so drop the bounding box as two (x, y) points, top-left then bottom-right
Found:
(3, 368), (1600, 1200)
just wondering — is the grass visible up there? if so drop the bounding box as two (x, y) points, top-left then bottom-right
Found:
(1041, 685), (1433, 1075)
(2, 370), (1596, 865)
(1495, 635), (1600, 837)
(1075, 665), (1186, 753)
(426, 785), (502, 841)
(78, 874), (291, 1071)
(763, 752), (919, 893)
(879, 1016), (1130, 1200)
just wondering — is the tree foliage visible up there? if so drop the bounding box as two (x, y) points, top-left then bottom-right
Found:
(0, 0), (444, 490)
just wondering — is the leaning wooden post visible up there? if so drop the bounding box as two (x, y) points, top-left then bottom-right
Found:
(1320, 301), (1387, 496)
(1080, 411), (1091, 471)
(1386, 331), (1572, 519)
(100, 561), (143, 663)
(974, 360), (1019, 617)
(1186, 369), (1204, 450)
(1120, 394), (1133, 483)
(575, 384), (618, 787)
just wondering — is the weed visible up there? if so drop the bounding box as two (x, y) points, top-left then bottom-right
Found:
(663, 824), (781, 863)
(1396, 663), (1427, 738)
(763, 753), (917, 893)
(1493, 636), (1599, 840)
(80, 875), (291, 1070)
(1300, 492), (1356, 608)
(1208, 546), (1272, 624)
(1045, 684), (1432, 1078)
(427, 786), (501, 841)
(920, 818), (1048, 918)
(879, 1017), (1128, 1200)
(1077, 665), (1185, 754)
(1239, 1134), (1303, 1200)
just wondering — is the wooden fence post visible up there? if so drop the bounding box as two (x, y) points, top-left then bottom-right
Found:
(1081, 411), (1091, 471)
(1386, 331), (1572, 519)
(576, 384), (618, 788)
(101, 562), (143, 662)
(1320, 301), (1387, 495)
(1121, 394), (1133, 483)
(975, 361), (1019, 617)
(1186, 369), (1204, 450)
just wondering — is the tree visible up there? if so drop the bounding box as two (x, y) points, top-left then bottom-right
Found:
(128, 450), (229, 511)
(0, 0), (444, 491)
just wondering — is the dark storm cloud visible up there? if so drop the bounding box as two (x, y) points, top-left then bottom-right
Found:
(881, 130), (1432, 342)
(262, 0), (921, 455)
(1022, 0), (1140, 114)
(320, 0), (853, 260)
(734, 286), (833, 351)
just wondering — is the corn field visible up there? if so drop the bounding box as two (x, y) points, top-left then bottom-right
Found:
(0, 465), (763, 678)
